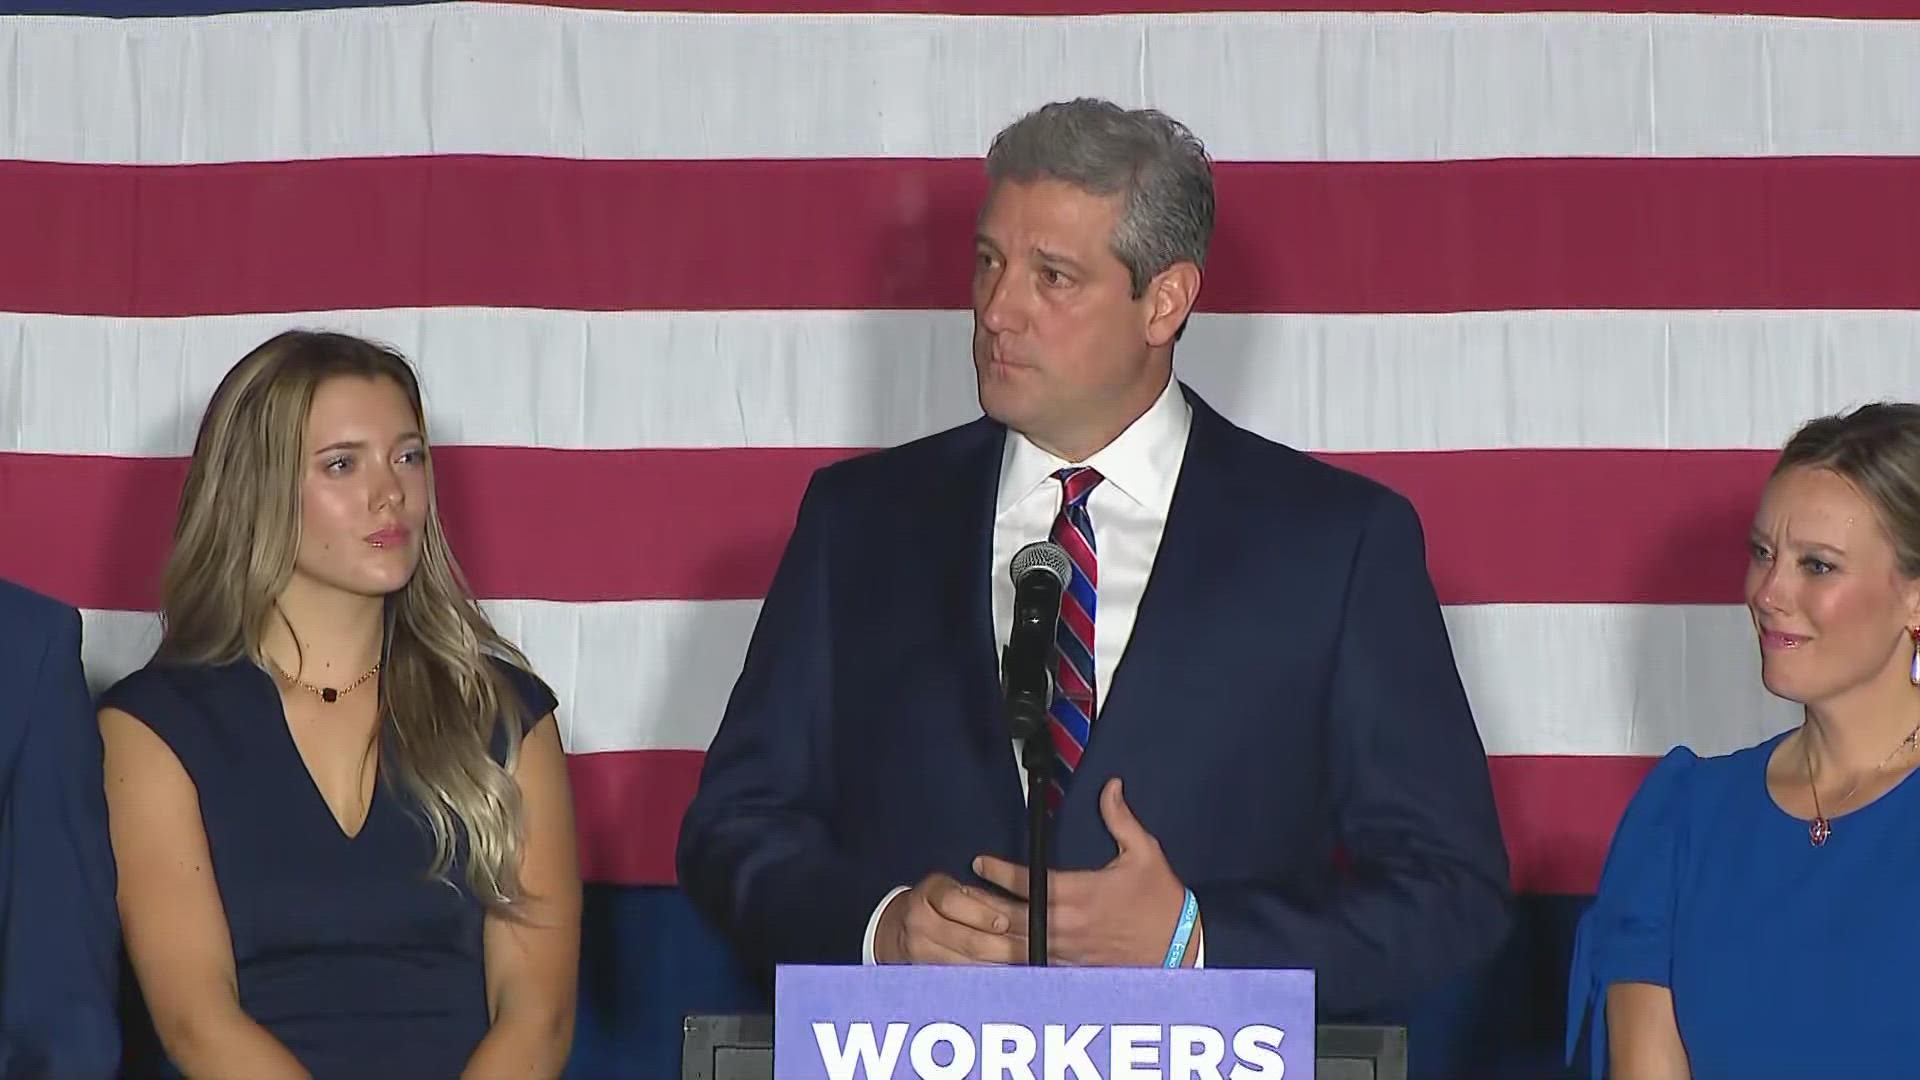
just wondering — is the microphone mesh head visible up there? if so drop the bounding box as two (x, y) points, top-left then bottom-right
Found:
(1011, 540), (1071, 586)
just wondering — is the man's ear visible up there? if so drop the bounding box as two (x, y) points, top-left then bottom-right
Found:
(1143, 262), (1202, 349)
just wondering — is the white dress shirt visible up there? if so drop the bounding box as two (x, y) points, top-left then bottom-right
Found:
(862, 373), (1206, 965)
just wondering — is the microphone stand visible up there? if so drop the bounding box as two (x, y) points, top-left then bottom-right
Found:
(1004, 654), (1052, 968)
(1018, 720), (1051, 967)
(1003, 542), (1069, 969)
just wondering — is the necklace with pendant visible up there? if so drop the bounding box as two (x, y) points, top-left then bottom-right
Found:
(269, 655), (380, 704)
(1804, 717), (1920, 847)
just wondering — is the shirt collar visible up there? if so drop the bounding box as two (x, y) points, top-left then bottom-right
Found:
(995, 372), (1192, 517)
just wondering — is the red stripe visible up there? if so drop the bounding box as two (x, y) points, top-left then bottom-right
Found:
(567, 748), (1649, 892)
(0, 447), (1770, 611)
(1049, 722), (1087, 769)
(0, 447), (857, 611)
(5, 156), (1916, 316)
(1347, 448), (1770, 609)
(1055, 654), (1094, 702)
(1054, 523), (1099, 586)
(1489, 755), (1655, 895)
(502, 0), (1915, 16)
(1058, 592), (1096, 651)
(567, 749), (706, 887)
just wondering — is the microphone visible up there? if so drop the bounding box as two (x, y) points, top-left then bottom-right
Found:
(1003, 539), (1071, 969)
(1003, 540), (1070, 743)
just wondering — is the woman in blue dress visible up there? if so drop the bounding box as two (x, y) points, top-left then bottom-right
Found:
(100, 332), (582, 1077)
(1568, 402), (1920, 1077)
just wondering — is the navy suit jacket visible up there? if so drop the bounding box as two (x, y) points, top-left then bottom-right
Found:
(0, 580), (119, 1077)
(678, 385), (1511, 1016)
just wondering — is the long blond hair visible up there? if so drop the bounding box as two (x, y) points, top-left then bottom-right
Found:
(158, 330), (537, 910)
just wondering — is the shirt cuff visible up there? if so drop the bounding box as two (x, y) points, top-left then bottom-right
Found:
(862, 885), (911, 964)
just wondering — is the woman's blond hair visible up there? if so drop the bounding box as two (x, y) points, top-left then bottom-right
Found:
(158, 329), (538, 910)
(1775, 403), (1920, 581)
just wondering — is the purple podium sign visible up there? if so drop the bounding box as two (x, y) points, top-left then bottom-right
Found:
(773, 965), (1314, 1080)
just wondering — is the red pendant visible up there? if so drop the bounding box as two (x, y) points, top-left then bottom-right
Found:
(321, 688), (338, 703)
(1809, 817), (1831, 847)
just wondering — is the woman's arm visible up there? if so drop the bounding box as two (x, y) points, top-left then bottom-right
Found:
(462, 714), (582, 1079)
(102, 707), (310, 1079)
(1606, 982), (1690, 1080)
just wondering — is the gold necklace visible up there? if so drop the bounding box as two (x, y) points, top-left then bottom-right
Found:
(1804, 717), (1920, 846)
(268, 656), (380, 704)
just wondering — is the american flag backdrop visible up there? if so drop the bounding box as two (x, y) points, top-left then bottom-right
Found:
(2, 1), (1919, 1067)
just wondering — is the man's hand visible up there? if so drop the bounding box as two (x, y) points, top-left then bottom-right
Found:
(872, 871), (1028, 965)
(974, 778), (1196, 967)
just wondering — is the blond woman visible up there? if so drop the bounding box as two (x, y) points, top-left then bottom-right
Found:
(100, 332), (580, 1078)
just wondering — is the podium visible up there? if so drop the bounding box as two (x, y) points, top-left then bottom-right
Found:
(683, 965), (1408, 1080)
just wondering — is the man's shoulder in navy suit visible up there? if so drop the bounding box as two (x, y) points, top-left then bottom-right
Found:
(1171, 385), (1427, 542)
(0, 577), (79, 645)
(0, 577), (122, 1079)
(802, 385), (1415, 522)
(808, 415), (1002, 494)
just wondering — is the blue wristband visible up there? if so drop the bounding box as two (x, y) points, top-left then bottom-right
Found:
(1162, 887), (1198, 968)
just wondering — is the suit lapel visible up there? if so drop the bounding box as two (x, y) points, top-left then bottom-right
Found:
(927, 392), (1250, 839)
(917, 420), (1019, 761)
(1074, 387), (1238, 783)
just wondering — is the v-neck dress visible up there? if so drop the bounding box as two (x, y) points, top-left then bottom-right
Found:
(101, 656), (555, 1079)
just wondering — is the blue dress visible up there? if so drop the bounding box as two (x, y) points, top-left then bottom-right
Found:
(1567, 729), (1920, 1077)
(101, 655), (554, 1079)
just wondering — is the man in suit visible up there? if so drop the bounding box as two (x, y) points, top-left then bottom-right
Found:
(0, 578), (119, 1076)
(677, 98), (1510, 1017)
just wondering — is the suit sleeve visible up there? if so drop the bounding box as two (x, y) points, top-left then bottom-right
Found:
(1189, 490), (1511, 1017)
(675, 473), (902, 972)
(0, 605), (121, 1076)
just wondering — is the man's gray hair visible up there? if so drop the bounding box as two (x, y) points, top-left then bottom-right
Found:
(984, 98), (1215, 298)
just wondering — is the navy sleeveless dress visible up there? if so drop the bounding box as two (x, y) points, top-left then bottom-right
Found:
(101, 656), (555, 1079)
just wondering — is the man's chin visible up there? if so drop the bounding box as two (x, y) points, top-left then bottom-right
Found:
(976, 383), (1031, 428)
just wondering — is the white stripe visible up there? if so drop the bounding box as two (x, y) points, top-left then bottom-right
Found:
(78, 600), (764, 758)
(1445, 603), (1795, 758)
(77, 601), (1796, 759)
(4, 7), (1919, 164)
(8, 308), (1919, 455)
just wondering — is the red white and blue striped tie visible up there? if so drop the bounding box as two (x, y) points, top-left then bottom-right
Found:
(1047, 466), (1103, 807)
